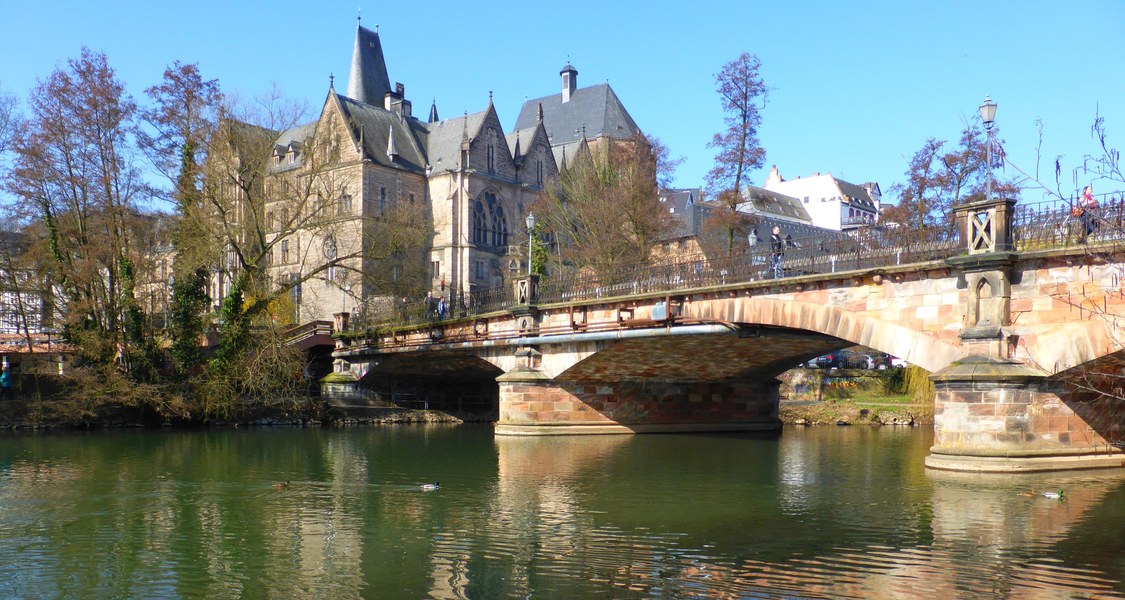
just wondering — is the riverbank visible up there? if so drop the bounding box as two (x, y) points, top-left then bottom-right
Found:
(780, 399), (930, 427)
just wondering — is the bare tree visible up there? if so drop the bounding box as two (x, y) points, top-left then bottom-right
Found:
(534, 133), (675, 276)
(0, 83), (20, 157)
(886, 122), (1020, 229)
(705, 53), (768, 253)
(5, 48), (153, 367)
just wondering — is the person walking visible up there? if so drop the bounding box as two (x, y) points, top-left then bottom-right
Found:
(769, 226), (784, 278)
(1081, 185), (1099, 240)
(0, 366), (12, 401)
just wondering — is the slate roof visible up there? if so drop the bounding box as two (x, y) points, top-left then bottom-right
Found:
(505, 128), (537, 160)
(335, 94), (429, 173)
(659, 188), (702, 239)
(346, 25), (392, 106)
(513, 83), (640, 151)
(422, 109), (488, 174)
(837, 180), (878, 210)
(741, 186), (813, 223)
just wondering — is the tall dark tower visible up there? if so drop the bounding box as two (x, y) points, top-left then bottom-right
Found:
(346, 23), (391, 106)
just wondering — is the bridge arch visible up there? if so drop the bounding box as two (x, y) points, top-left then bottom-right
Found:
(687, 296), (962, 374)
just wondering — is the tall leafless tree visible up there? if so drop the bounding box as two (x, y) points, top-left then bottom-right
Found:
(705, 53), (768, 253)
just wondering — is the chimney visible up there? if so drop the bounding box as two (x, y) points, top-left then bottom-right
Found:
(385, 82), (410, 117)
(560, 63), (577, 103)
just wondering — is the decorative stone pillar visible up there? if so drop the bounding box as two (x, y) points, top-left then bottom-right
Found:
(333, 311), (350, 333)
(926, 355), (1124, 472)
(513, 274), (539, 306)
(509, 274), (540, 337)
(948, 196), (1019, 358)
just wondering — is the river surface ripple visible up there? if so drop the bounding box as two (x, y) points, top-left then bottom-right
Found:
(0, 425), (1122, 599)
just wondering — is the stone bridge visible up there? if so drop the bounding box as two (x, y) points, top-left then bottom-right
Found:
(325, 197), (1125, 473)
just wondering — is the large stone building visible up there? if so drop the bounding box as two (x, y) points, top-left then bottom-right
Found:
(235, 23), (643, 325)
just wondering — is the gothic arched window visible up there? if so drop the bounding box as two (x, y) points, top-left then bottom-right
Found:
(491, 204), (508, 247)
(472, 200), (488, 246)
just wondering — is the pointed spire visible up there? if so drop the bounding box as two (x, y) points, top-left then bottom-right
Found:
(512, 129), (522, 159)
(536, 102), (544, 123)
(428, 98), (439, 123)
(387, 125), (397, 160)
(347, 21), (391, 105)
(559, 146), (568, 173)
(358, 125), (365, 151)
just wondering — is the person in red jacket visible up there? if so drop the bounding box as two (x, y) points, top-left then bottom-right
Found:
(1081, 185), (1098, 239)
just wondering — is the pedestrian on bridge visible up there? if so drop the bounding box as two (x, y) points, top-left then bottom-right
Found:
(1081, 185), (1099, 240)
(0, 366), (12, 401)
(769, 226), (784, 278)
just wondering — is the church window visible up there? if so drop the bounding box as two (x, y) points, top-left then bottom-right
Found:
(380, 187), (387, 215)
(338, 189), (353, 215)
(280, 240), (290, 263)
(491, 205), (508, 247)
(472, 200), (488, 245)
(536, 159), (543, 186)
(487, 141), (495, 173)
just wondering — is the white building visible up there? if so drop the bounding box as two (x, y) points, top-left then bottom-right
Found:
(763, 166), (881, 231)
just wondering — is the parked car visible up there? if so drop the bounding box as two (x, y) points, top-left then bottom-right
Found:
(871, 353), (907, 369)
(812, 350), (870, 369)
(838, 350), (873, 369)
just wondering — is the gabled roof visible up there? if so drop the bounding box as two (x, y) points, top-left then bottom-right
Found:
(513, 83), (640, 150)
(659, 188), (701, 239)
(741, 186), (813, 223)
(837, 180), (878, 210)
(346, 24), (391, 106)
(422, 109), (489, 173)
(335, 93), (428, 173)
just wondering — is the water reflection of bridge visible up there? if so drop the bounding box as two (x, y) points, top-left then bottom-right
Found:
(327, 197), (1125, 472)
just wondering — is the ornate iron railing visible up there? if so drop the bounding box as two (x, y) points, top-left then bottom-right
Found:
(345, 191), (1125, 332)
(537, 225), (960, 304)
(1013, 197), (1125, 251)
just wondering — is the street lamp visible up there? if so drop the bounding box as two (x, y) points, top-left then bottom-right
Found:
(525, 213), (536, 276)
(979, 95), (997, 202)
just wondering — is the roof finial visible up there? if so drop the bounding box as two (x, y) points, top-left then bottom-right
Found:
(329, 72), (335, 89)
(488, 90), (493, 103)
(357, 7), (361, 24)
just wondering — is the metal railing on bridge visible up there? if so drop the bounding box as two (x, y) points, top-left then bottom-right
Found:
(344, 192), (1125, 332)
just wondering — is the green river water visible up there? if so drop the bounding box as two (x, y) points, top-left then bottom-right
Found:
(0, 425), (1122, 599)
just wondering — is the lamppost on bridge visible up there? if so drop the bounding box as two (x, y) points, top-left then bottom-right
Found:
(526, 213), (536, 276)
(979, 95), (997, 202)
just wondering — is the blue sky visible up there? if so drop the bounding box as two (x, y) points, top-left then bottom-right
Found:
(2, 1), (1123, 203)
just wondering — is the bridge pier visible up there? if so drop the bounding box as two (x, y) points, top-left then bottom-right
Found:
(495, 364), (781, 436)
(926, 355), (1124, 473)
